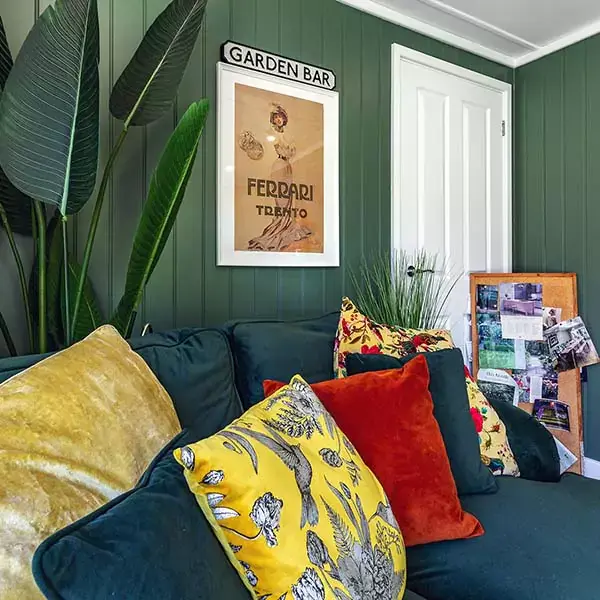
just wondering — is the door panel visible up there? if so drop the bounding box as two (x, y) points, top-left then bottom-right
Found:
(392, 47), (511, 359)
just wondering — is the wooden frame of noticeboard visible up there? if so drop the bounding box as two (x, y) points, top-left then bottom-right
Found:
(470, 273), (583, 474)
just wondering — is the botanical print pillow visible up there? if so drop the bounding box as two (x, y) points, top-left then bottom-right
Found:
(174, 375), (406, 600)
(334, 297), (519, 477)
(333, 297), (453, 378)
(464, 368), (520, 476)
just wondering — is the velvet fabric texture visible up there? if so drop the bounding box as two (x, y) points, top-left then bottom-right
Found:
(487, 398), (560, 482)
(0, 326), (181, 599)
(33, 430), (251, 600)
(224, 313), (340, 408)
(264, 356), (484, 547)
(346, 350), (497, 496)
(407, 475), (600, 600)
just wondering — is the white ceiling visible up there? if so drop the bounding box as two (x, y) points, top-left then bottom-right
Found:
(338, 0), (600, 66)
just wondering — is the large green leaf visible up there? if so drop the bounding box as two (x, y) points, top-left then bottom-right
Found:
(0, 0), (100, 216)
(0, 16), (32, 235)
(111, 100), (209, 337)
(110, 0), (206, 127)
(0, 16), (11, 91)
(63, 256), (103, 343)
(46, 214), (103, 345)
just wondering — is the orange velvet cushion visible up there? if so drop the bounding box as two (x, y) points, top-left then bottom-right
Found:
(264, 355), (484, 547)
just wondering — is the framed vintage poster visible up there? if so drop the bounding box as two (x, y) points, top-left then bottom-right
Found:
(217, 62), (339, 267)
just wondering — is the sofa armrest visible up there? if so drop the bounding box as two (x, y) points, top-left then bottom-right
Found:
(488, 398), (560, 482)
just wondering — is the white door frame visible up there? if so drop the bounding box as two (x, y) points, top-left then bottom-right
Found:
(390, 44), (513, 270)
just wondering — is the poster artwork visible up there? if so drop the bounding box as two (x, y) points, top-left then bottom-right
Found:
(234, 83), (324, 254)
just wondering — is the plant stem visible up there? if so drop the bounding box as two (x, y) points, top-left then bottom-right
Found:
(33, 200), (47, 353)
(62, 216), (71, 345)
(71, 127), (129, 335)
(0, 204), (34, 353)
(0, 308), (17, 357)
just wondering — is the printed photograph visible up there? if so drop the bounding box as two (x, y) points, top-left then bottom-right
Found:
(542, 377), (559, 401)
(544, 317), (600, 372)
(476, 285), (499, 314)
(234, 83), (324, 254)
(478, 313), (521, 369)
(525, 340), (554, 372)
(499, 283), (543, 317)
(512, 370), (531, 403)
(533, 399), (570, 431)
(543, 307), (562, 331)
(478, 381), (516, 405)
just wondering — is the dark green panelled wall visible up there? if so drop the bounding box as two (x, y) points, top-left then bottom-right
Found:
(1, 0), (512, 356)
(515, 38), (600, 459)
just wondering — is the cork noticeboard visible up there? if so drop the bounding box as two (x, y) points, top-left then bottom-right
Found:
(470, 273), (583, 474)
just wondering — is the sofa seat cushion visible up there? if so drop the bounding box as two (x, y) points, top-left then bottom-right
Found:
(33, 430), (252, 600)
(225, 313), (339, 408)
(407, 474), (600, 600)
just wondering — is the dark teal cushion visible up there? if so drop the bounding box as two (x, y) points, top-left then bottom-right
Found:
(130, 328), (243, 438)
(488, 397), (560, 482)
(33, 430), (251, 600)
(407, 474), (600, 600)
(346, 349), (497, 496)
(225, 312), (339, 408)
(0, 328), (243, 439)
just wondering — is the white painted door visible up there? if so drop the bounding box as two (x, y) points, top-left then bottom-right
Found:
(391, 45), (512, 360)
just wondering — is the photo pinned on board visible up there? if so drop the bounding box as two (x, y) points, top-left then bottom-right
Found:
(499, 283), (543, 317)
(476, 285), (499, 314)
(533, 399), (570, 432)
(544, 317), (600, 373)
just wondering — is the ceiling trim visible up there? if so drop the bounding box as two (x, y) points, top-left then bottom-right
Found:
(416, 0), (537, 51)
(338, 0), (517, 66)
(338, 0), (600, 69)
(515, 17), (600, 66)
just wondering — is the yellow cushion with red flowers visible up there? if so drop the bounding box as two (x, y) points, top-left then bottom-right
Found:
(464, 368), (520, 476)
(334, 298), (519, 477)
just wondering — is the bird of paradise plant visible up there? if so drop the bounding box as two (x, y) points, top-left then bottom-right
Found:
(0, 0), (208, 356)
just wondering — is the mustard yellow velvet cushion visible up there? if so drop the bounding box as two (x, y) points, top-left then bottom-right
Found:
(0, 325), (181, 599)
(334, 297), (519, 477)
(175, 375), (406, 600)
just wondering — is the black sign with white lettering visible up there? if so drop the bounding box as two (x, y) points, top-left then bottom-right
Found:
(221, 41), (336, 91)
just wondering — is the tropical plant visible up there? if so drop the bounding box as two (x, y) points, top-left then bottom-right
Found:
(350, 250), (461, 330)
(0, 0), (208, 356)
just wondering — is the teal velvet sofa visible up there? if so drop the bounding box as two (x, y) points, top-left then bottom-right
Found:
(1, 313), (599, 600)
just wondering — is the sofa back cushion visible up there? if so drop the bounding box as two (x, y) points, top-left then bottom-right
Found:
(33, 430), (252, 600)
(130, 328), (243, 438)
(224, 313), (339, 408)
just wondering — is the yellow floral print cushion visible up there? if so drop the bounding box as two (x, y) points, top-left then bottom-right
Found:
(464, 371), (520, 476)
(334, 297), (519, 477)
(175, 375), (406, 600)
(0, 326), (181, 599)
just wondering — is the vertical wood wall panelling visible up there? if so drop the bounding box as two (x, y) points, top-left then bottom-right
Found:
(251, 0), (280, 319)
(584, 35), (600, 460)
(341, 7), (363, 300)
(176, 1), (208, 327)
(143, 0), (178, 332)
(322, 0), (344, 313)
(200, 0), (232, 326)
(109, 3), (147, 334)
(515, 35), (600, 459)
(229, 0), (257, 321)
(1, 0), (514, 354)
(299, 0), (325, 318)
(276, 0), (304, 320)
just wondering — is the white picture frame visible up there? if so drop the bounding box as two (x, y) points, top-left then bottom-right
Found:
(217, 62), (340, 267)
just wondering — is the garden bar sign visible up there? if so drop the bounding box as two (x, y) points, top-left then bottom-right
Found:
(221, 41), (336, 91)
